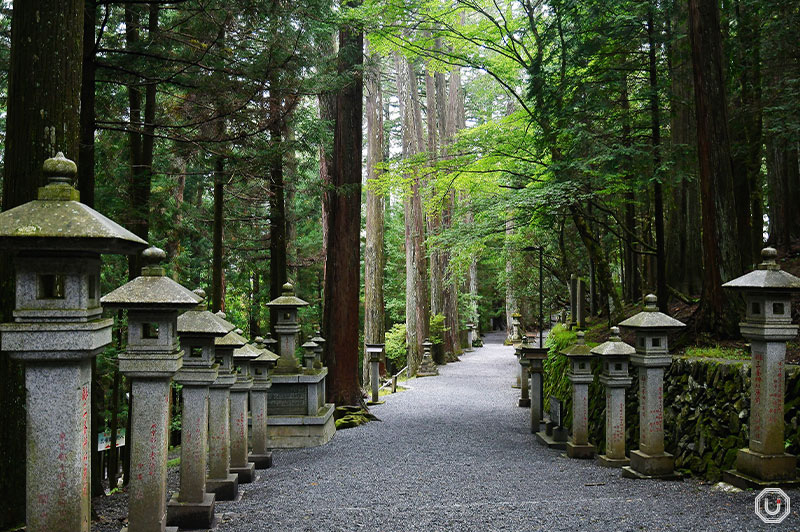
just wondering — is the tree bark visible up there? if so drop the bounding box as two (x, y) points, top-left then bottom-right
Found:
(322, 3), (363, 405)
(363, 41), (386, 387)
(212, 156), (225, 312)
(688, 0), (744, 333)
(394, 51), (428, 375)
(647, 5), (668, 312)
(79, 0), (96, 207)
(269, 85), (287, 329)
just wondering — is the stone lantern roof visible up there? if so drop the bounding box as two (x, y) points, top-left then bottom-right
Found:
(0, 153), (147, 254)
(216, 328), (248, 349)
(101, 247), (201, 308)
(233, 342), (262, 361)
(590, 327), (636, 357)
(561, 331), (592, 358)
(263, 332), (279, 349)
(177, 289), (232, 336)
(723, 247), (800, 291)
(618, 294), (686, 330)
(266, 282), (309, 308)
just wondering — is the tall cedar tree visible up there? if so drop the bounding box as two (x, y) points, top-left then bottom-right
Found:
(322, 2), (364, 405)
(689, 0), (745, 333)
(0, 0), (84, 526)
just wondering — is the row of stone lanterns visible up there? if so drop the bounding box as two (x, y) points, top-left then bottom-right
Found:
(537, 247), (800, 489)
(0, 154), (331, 531)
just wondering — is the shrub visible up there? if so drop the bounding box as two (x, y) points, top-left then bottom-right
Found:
(385, 323), (407, 372)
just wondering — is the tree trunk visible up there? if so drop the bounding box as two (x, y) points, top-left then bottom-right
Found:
(212, 157), (225, 312)
(394, 51), (428, 375)
(363, 41), (386, 387)
(0, 1), (84, 525)
(688, 0), (744, 333)
(647, 5), (668, 312)
(570, 206), (620, 320)
(322, 3), (363, 406)
(319, 32), (337, 293)
(125, 3), (159, 279)
(505, 218), (518, 334)
(269, 87), (287, 329)
(666, 1), (702, 296)
(79, 0), (96, 207)
(286, 125), (298, 283)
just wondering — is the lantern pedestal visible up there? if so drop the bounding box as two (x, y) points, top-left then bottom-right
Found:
(267, 370), (336, 448)
(249, 383), (273, 469)
(229, 380), (256, 483)
(206, 379), (239, 501)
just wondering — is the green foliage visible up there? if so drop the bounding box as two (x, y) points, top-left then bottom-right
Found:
(384, 323), (407, 371)
(683, 346), (749, 361)
(428, 314), (446, 346)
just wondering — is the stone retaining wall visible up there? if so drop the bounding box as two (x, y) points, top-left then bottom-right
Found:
(542, 325), (800, 481)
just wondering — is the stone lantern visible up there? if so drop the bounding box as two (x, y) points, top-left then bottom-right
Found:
(166, 289), (229, 529)
(563, 332), (595, 459)
(101, 247), (202, 532)
(417, 338), (439, 377)
(591, 327), (634, 468)
(521, 335), (548, 434)
(302, 340), (319, 370)
(207, 323), (246, 500)
(511, 313), (522, 343)
(517, 337), (531, 408)
(249, 338), (279, 469)
(267, 282), (309, 373)
(722, 247), (800, 489)
(266, 285), (335, 448)
(465, 323), (476, 352)
(618, 294), (684, 480)
(0, 154), (147, 532)
(310, 330), (326, 369)
(229, 341), (260, 483)
(365, 343), (385, 403)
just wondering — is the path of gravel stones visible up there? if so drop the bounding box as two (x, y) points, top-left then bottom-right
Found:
(214, 331), (796, 531)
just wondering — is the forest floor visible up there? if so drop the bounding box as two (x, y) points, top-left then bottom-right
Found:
(182, 331), (795, 531)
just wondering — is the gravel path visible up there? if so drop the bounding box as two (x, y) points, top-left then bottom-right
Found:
(211, 332), (796, 531)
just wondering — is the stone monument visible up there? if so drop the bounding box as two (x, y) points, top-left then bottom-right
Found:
(102, 247), (202, 532)
(206, 322), (246, 500)
(166, 289), (229, 529)
(0, 154), (147, 532)
(310, 329), (325, 369)
(366, 343), (384, 404)
(619, 294), (685, 480)
(722, 247), (800, 489)
(266, 283), (335, 447)
(563, 332), (595, 458)
(466, 323), (476, 352)
(417, 338), (439, 377)
(569, 275), (578, 328)
(249, 338), (279, 469)
(592, 327), (634, 468)
(518, 342), (531, 408)
(302, 340), (318, 370)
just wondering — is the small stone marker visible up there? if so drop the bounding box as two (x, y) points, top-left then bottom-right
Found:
(619, 294), (685, 480)
(569, 275), (578, 328)
(722, 247), (800, 489)
(366, 343), (384, 403)
(466, 323), (475, 352)
(518, 345), (531, 407)
(166, 288), (228, 529)
(207, 321), (246, 500)
(536, 396), (568, 450)
(417, 338), (439, 377)
(102, 247), (202, 532)
(0, 154), (147, 532)
(592, 327), (634, 468)
(249, 337), (279, 469)
(563, 332), (595, 458)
